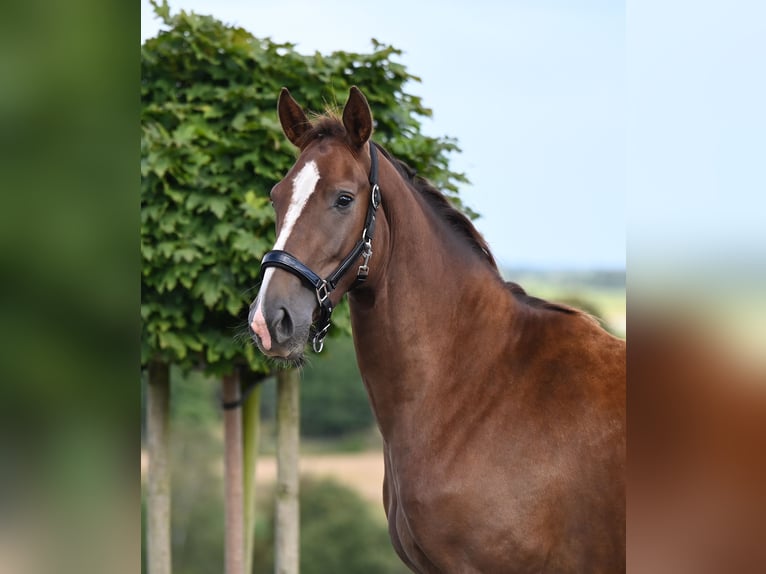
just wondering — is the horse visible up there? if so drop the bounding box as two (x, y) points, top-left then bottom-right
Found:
(249, 86), (626, 573)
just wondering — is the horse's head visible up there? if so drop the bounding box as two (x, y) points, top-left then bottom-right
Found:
(249, 86), (380, 361)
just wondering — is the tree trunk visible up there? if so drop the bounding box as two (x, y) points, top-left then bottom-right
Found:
(146, 361), (171, 574)
(223, 371), (245, 574)
(275, 368), (300, 574)
(242, 370), (263, 574)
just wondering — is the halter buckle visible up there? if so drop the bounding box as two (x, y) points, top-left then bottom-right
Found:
(316, 281), (330, 305)
(371, 184), (381, 209)
(357, 239), (373, 281)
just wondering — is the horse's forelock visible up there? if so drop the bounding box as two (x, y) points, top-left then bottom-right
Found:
(295, 115), (351, 151)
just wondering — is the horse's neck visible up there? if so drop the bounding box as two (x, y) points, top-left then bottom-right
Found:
(348, 166), (517, 439)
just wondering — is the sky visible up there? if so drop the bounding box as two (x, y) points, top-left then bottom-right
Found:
(626, 0), (765, 270)
(142, 1), (765, 271)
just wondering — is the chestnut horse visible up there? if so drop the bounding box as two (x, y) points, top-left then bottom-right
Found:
(250, 87), (625, 573)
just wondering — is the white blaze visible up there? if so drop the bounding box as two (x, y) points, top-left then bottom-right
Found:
(251, 161), (321, 349)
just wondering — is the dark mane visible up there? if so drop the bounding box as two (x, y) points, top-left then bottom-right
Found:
(373, 144), (498, 270)
(504, 282), (582, 315)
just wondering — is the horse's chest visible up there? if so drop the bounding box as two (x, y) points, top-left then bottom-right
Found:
(382, 461), (500, 573)
(383, 470), (453, 573)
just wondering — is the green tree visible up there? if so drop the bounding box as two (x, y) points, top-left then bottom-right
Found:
(141, 3), (472, 375)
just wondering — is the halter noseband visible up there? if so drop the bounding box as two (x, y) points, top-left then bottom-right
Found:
(259, 142), (382, 353)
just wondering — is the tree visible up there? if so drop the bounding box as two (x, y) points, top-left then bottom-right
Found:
(141, 3), (473, 378)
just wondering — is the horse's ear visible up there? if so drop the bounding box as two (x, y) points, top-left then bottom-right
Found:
(278, 87), (310, 147)
(342, 86), (373, 148)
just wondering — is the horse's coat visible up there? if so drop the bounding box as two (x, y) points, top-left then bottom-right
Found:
(251, 87), (626, 573)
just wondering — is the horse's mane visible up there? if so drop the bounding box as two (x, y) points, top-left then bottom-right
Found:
(504, 282), (581, 315)
(298, 115), (582, 317)
(373, 145), (498, 270)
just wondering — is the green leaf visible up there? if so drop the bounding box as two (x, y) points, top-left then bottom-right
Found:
(208, 196), (227, 219)
(232, 230), (268, 257)
(225, 296), (243, 316)
(212, 222), (235, 241)
(192, 272), (222, 308)
(158, 331), (187, 359)
(173, 248), (200, 263)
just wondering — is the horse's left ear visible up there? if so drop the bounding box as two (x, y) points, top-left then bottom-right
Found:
(342, 86), (373, 148)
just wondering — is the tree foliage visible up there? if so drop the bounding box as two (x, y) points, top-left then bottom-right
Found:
(141, 2), (470, 374)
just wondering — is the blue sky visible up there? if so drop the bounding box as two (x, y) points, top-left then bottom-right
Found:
(142, 1), (764, 271)
(627, 0), (765, 269)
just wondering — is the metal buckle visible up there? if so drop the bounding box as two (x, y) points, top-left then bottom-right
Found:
(371, 184), (380, 209)
(357, 239), (373, 280)
(316, 281), (330, 305)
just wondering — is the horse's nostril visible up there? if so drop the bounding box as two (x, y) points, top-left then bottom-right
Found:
(272, 307), (294, 344)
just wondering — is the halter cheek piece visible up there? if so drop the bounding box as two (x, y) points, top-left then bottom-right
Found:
(259, 142), (381, 353)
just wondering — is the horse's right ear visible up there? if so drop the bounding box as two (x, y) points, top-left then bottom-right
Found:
(342, 86), (373, 149)
(278, 88), (310, 147)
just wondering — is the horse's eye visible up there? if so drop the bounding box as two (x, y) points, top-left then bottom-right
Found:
(335, 193), (354, 209)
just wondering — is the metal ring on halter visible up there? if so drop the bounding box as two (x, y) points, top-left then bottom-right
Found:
(312, 323), (331, 353)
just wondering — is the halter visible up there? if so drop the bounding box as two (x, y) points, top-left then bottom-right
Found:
(259, 142), (382, 353)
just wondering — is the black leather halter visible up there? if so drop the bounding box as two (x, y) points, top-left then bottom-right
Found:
(259, 142), (382, 353)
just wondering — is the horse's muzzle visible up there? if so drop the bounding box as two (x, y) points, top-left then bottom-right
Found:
(248, 289), (314, 359)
